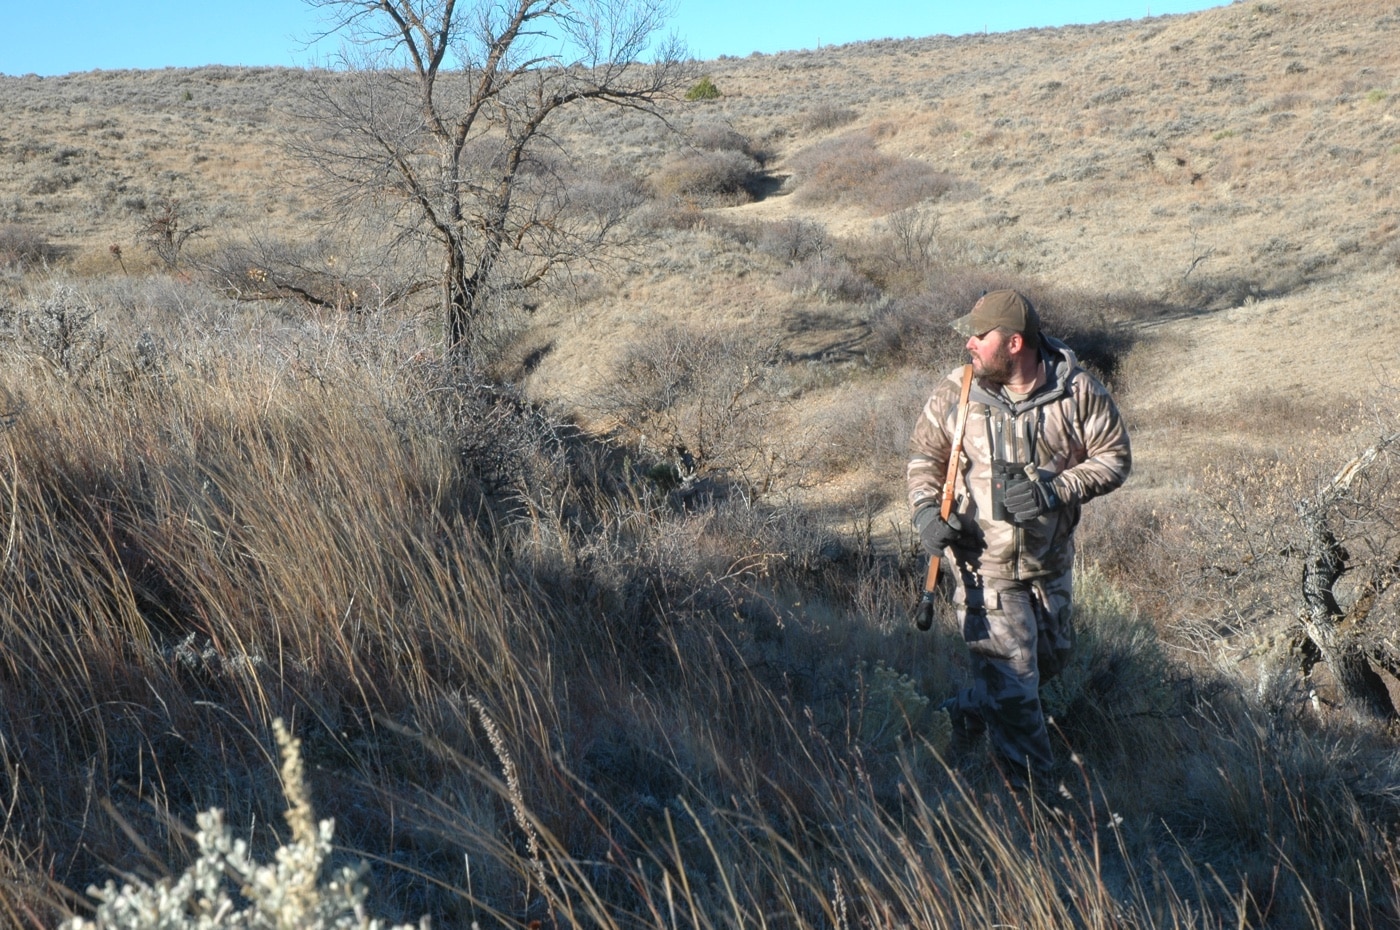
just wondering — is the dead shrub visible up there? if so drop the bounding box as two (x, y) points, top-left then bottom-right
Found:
(754, 218), (830, 264)
(788, 132), (958, 215)
(0, 224), (63, 269)
(712, 217), (829, 264)
(589, 323), (805, 497)
(777, 256), (879, 303)
(138, 197), (208, 271)
(866, 266), (1010, 367)
(802, 104), (859, 133)
(202, 234), (406, 314)
(649, 150), (763, 205)
(882, 208), (941, 271)
(855, 208), (959, 295)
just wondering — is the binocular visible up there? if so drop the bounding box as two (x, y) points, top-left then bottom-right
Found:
(990, 459), (1034, 522)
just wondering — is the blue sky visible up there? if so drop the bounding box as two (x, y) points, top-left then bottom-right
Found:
(1, 1), (1225, 77)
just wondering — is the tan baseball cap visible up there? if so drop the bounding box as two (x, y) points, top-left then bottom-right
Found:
(951, 289), (1040, 342)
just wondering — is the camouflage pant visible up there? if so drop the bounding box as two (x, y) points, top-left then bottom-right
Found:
(944, 567), (1074, 777)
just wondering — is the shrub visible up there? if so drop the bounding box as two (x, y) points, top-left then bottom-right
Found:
(11, 284), (109, 379)
(1382, 236), (1400, 267)
(866, 266), (1010, 367)
(634, 197), (709, 230)
(753, 217), (829, 264)
(562, 166), (649, 225)
(1041, 567), (1181, 769)
(689, 121), (752, 155)
(870, 273), (1152, 382)
(137, 197), (207, 270)
(857, 661), (951, 756)
(1029, 286), (1154, 384)
(205, 237), (353, 308)
(649, 149), (763, 204)
(588, 323), (805, 496)
(684, 75), (721, 100)
(788, 132), (958, 215)
(801, 369), (932, 478)
(856, 207), (958, 295)
(0, 224), (63, 269)
(777, 255), (879, 303)
(802, 104), (859, 133)
(687, 121), (776, 169)
(66, 721), (426, 930)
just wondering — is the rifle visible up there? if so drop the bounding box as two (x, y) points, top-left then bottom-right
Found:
(911, 363), (975, 631)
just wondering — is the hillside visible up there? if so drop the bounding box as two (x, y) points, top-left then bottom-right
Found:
(7, 0), (1395, 483)
(3, 1), (1400, 925)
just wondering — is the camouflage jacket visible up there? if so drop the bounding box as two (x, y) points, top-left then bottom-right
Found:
(907, 337), (1131, 581)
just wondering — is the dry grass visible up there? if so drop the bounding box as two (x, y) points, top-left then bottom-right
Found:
(4, 1), (1400, 926)
(0, 274), (1398, 927)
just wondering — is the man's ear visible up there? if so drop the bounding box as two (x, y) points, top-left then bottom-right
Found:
(1007, 332), (1025, 355)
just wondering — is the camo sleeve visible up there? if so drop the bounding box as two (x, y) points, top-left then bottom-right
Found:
(907, 374), (962, 515)
(1048, 372), (1131, 506)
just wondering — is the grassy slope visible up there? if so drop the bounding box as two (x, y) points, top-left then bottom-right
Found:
(3, 0), (1396, 417)
(510, 0), (1399, 504)
(2, 1), (1400, 925)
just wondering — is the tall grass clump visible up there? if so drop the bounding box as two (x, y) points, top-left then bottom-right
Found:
(649, 150), (764, 205)
(0, 275), (948, 922)
(0, 224), (62, 272)
(788, 131), (961, 215)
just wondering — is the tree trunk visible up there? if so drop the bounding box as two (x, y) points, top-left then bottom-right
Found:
(443, 236), (503, 365)
(1297, 496), (1396, 721)
(443, 242), (476, 363)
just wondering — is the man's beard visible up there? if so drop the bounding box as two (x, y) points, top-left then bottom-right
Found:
(973, 341), (1014, 384)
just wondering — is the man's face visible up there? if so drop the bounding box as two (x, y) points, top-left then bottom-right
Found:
(966, 328), (1017, 384)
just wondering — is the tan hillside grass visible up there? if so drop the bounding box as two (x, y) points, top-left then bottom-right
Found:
(4, 1), (1400, 926)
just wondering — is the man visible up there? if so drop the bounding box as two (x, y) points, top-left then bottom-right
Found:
(907, 289), (1131, 785)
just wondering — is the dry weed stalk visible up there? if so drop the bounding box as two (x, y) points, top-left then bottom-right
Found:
(467, 695), (546, 898)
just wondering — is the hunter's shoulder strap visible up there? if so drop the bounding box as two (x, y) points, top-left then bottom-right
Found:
(950, 363), (974, 444)
(939, 364), (975, 520)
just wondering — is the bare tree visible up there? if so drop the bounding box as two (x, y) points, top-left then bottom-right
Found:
(139, 198), (207, 271)
(1155, 418), (1400, 723)
(300, 0), (689, 363)
(1295, 432), (1400, 721)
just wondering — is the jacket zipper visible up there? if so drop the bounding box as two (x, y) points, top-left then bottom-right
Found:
(1003, 405), (1024, 582)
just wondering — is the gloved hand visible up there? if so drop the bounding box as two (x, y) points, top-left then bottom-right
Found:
(1002, 472), (1062, 523)
(914, 507), (963, 555)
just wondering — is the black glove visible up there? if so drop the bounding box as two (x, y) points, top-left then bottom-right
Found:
(1002, 473), (1062, 524)
(914, 507), (963, 555)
